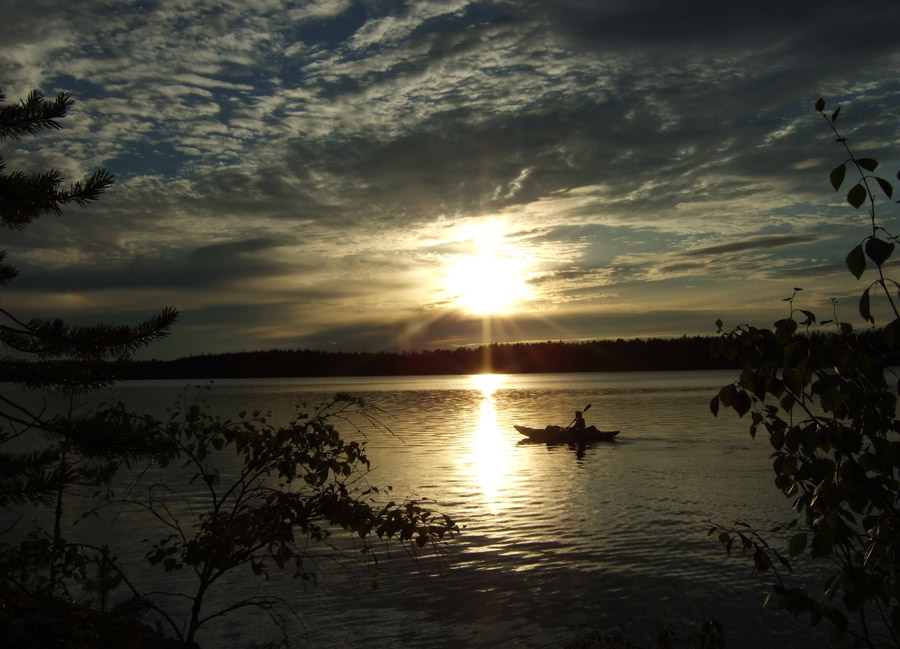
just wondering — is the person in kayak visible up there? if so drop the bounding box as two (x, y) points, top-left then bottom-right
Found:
(573, 410), (586, 431)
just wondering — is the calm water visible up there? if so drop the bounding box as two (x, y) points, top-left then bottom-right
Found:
(4, 371), (831, 648)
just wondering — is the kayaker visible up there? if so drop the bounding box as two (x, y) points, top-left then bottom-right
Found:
(573, 410), (586, 431)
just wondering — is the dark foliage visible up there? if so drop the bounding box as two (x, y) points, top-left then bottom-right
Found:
(0, 88), (177, 645)
(1, 88), (457, 649)
(0, 87), (178, 508)
(710, 99), (900, 648)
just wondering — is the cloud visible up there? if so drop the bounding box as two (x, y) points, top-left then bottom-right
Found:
(679, 234), (833, 257)
(612, 232), (840, 283)
(1, 0), (898, 357)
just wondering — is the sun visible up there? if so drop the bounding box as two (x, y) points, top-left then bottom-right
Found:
(445, 239), (530, 315)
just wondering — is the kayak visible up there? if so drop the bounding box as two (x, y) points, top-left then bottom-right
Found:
(514, 424), (620, 443)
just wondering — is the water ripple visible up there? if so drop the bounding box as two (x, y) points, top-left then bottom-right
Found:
(0, 372), (829, 648)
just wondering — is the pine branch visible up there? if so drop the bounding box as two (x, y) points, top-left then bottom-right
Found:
(0, 303), (178, 394)
(65, 168), (115, 207)
(0, 89), (74, 141)
(0, 259), (19, 285)
(0, 392), (48, 431)
(0, 88), (179, 514)
(0, 407), (172, 507)
(55, 408), (173, 465)
(0, 90), (114, 230)
(0, 167), (115, 230)
(1, 358), (130, 393)
(0, 307), (178, 363)
(0, 448), (67, 507)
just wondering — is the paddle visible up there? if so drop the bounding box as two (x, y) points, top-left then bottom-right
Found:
(564, 404), (591, 431)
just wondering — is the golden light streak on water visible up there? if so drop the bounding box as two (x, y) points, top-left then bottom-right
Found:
(467, 374), (511, 515)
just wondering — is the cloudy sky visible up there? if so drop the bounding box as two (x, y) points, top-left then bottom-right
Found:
(2, 0), (899, 359)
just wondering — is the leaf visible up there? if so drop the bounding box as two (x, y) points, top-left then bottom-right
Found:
(723, 343), (737, 362)
(780, 393), (795, 413)
(829, 164), (846, 191)
(719, 383), (737, 407)
(823, 572), (841, 599)
(857, 158), (878, 172)
(846, 244), (866, 279)
(774, 317), (798, 344)
(831, 106), (841, 122)
(859, 288), (873, 324)
(847, 184), (867, 209)
(752, 374), (767, 400)
(865, 237), (894, 266)
(789, 532), (808, 558)
(876, 177), (893, 199)
(735, 390), (752, 418)
(815, 97), (825, 112)
(884, 319), (900, 350)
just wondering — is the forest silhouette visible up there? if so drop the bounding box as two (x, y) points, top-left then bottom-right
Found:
(118, 337), (738, 379)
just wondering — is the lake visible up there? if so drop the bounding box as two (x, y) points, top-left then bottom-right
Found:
(3, 371), (831, 648)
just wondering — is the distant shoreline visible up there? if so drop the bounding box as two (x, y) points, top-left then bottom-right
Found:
(120, 337), (737, 380)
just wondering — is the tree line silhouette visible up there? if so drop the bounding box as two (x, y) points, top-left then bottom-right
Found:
(117, 336), (739, 380)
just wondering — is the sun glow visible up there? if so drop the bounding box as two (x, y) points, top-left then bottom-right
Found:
(472, 372), (504, 397)
(445, 235), (531, 315)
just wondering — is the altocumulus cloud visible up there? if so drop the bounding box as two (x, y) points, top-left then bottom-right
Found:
(1, 0), (899, 357)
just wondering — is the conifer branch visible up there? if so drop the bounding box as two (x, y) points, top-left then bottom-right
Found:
(0, 89), (74, 141)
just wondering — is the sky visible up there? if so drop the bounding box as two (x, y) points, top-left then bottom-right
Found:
(1, 0), (899, 360)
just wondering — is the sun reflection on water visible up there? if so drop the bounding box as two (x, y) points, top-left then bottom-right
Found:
(467, 374), (511, 515)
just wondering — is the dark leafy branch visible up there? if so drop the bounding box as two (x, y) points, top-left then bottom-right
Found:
(816, 97), (900, 323)
(111, 392), (458, 647)
(1, 87), (458, 649)
(710, 99), (900, 648)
